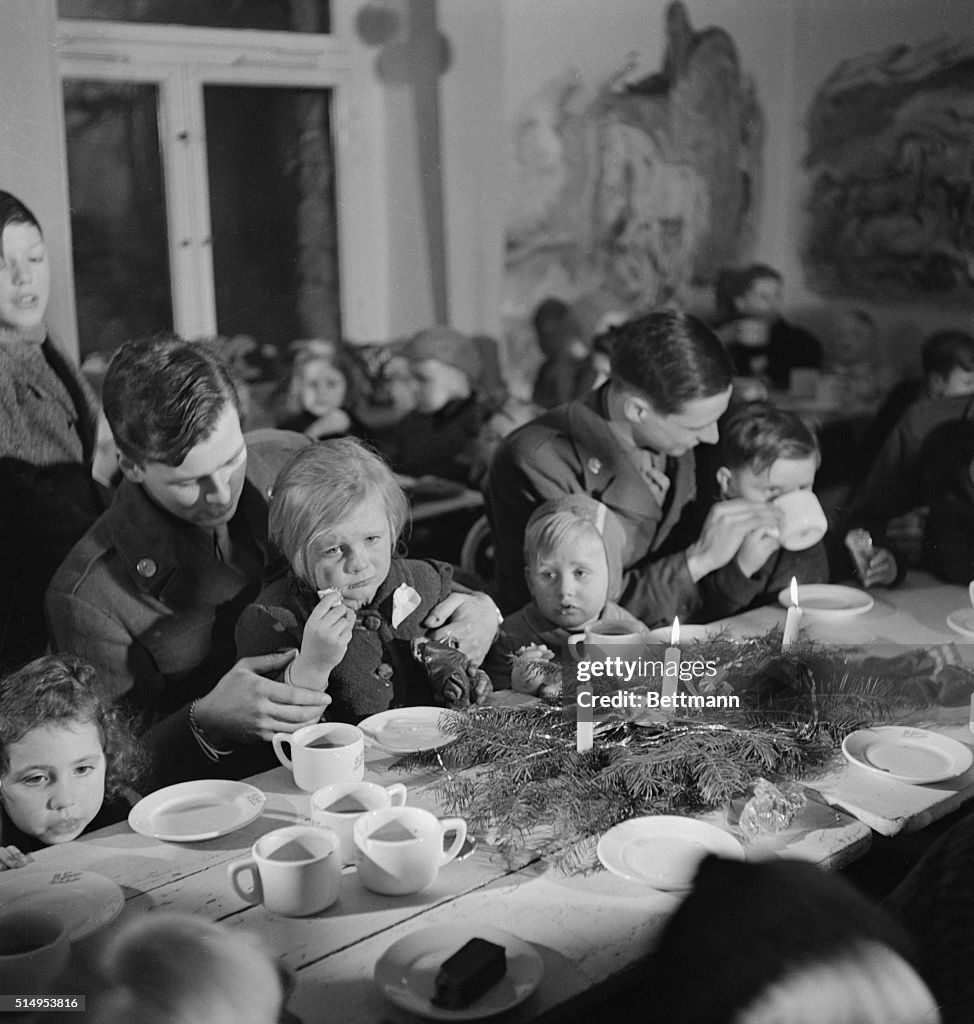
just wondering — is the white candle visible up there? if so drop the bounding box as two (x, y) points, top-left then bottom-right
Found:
(661, 616), (680, 702)
(576, 680), (593, 752)
(782, 577), (803, 648)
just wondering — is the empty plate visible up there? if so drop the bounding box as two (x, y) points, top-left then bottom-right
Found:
(946, 608), (974, 639)
(597, 816), (744, 890)
(128, 779), (266, 842)
(0, 870), (124, 940)
(375, 923), (543, 1020)
(777, 583), (874, 619)
(358, 707), (460, 753)
(842, 726), (974, 784)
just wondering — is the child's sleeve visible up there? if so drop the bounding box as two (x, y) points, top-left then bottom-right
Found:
(235, 602), (303, 671)
(482, 630), (518, 690)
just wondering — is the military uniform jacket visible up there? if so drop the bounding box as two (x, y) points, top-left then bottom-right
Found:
(45, 430), (308, 787)
(485, 386), (701, 625)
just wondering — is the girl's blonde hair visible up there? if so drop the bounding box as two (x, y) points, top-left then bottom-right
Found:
(269, 437), (409, 584)
(93, 913), (284, 1024)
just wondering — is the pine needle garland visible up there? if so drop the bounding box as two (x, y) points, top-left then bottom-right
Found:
(393, 630), (974, 873)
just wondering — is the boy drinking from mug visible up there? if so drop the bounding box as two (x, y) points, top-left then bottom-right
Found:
(483, 495), (648, 695)
(695, 403), (833, 620)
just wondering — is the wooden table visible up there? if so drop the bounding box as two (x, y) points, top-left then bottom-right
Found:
(11, 572), (974, 1022)
(15, 740), (868, 1023)
(707, 571), (974, 835)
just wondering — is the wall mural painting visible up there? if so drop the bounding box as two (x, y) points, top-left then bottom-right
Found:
(504, 1), (763, 382)
(804, 35), (974, 299)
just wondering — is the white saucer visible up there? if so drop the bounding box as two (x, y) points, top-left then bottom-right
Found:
(777, 583), (874, 619)
(842, 726), (974, 784)
(358, 707), (460, 753)
(946, 608), (974, 639)
(597, 816), (744, 890)
(128, 779), (266, 841)
(0, 869), (124, 940)
(374, 924), (543, 1020)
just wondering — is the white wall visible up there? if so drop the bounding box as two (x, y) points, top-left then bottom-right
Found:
(439, 0), (972, 376)
(0, 0), (78, 357)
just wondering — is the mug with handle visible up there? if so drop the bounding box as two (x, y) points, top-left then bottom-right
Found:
(567, 619), (646, 662)
(227, 825), (342, 916)
(353, 806), (466, 896)
(272, 721), (365, 792)
(311, 780), (408, 865)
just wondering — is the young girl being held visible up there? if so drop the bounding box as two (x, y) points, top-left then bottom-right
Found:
(236, 438), (492, 723)
(0, 655), (143, 869)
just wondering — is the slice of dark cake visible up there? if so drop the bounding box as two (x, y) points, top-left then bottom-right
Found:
(431, 937), (507, 1009)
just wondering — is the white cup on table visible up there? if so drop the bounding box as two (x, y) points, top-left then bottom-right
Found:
(354, 806), (466, 896)
(311, 780), (408, 865)
(0, 909), (71, 994)
(272, 722), (365, 792)
(227, 825), (342, 916)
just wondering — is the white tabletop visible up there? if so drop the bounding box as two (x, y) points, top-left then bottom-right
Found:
(708, 571), (974, 835)
(9, 573), (972, 1021)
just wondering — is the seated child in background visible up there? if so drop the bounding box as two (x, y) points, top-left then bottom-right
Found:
(828, 308), (890, 409)
(530, 297), (591, 409)
(483, 495), (648, 694)
(235, 439), (492, 724)
(846, 329), (974, 569)
(0, 655), (143, 869)
(369, 326), (486, 483)
(714, 263), (823, 391)
(696, 404), (895, 621)
(277, 343), (354, 440)
(88, 913), (287, 1024)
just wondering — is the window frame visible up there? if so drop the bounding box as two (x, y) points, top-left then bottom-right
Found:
(55, 9), (387, 344)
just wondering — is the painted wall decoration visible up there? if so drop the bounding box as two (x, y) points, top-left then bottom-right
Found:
(804, 35), (974, 298)
(504, 1), (763, 382)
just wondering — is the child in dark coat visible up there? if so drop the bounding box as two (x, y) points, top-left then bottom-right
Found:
(235, 439), (491, 723)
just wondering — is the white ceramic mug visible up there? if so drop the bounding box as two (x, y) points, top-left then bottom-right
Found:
(0, 909), (70, 994)
(311, 780), (408, 866)
(272, 722), (365, 792)
(227, 825), (342, 916)
(772, 490), (828, 551)
(353, 806), (466, 896)
(567, 619), (645, 662)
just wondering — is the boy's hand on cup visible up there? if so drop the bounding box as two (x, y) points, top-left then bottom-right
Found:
(735, 522), (782, 578)
(299, 589), (356, 676)
(686, 500), (781, 580)
(862, 546), (898, 588)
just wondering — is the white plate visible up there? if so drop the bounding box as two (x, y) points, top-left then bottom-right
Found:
(374, 924), (543, 1021)
(0, 870), (124, 940)
(358, 707), (460, 753)
(128, 779), (266, 842)
(776, 583), (874, 619)
(946, 608), (974, 639)
(842, 726), (974, 784)
(597, 816), (744, 890)
(646, 625), (719, 643)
